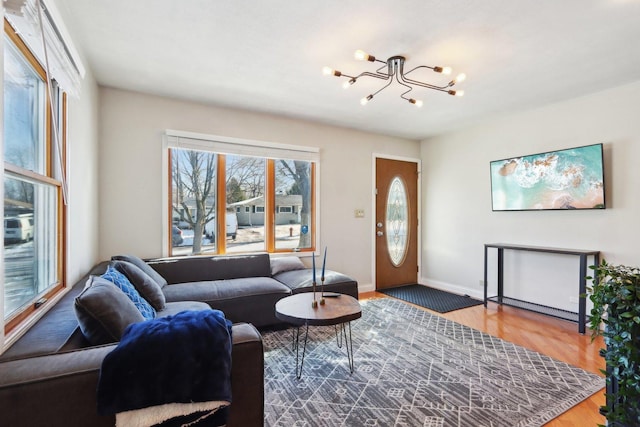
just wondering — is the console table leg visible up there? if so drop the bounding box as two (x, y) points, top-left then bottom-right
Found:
(497, 248), (504, 304)
(578, 255), (587, 334)
(484, 245), (488, 308)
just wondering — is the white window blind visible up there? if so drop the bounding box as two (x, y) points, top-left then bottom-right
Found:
(165, 130), (320, 162)
(5, 0), (85, 97)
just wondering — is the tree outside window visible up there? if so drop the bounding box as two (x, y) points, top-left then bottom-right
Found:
(169, 148), (314, 256)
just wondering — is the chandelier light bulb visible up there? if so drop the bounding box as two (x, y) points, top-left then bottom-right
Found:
(409, 98), (424, 107)
(354, 49), (375, 62)
(455, 73), (466, 83)
(354, 49), (368, 60)
(322, 67), (342, 77)
(455, 90), (464, 97)
(360, 94), (373, 105)
(342, 78), (356, 89)
(434, 66), (452, 75)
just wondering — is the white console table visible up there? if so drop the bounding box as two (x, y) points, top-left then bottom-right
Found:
(483, 243), (600, 334)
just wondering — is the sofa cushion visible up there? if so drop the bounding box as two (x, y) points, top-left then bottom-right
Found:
(74, 276), (145, 345)
(270, 256), (306, 275)
(111, 260), (166, 310)
(274, 269), (359, 299)
(148, 254), (271, 284)
(162, 277), (291, 327)
(101, 265), (156, 320)
(156, 301), (211, 318)
(112, 254), (168, 289)
(162, 277), (291, 303)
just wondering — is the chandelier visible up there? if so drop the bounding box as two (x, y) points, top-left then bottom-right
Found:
(323, 50), (466, 107)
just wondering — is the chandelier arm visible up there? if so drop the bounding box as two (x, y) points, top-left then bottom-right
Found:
(427, 87), (450, 94)
(358, 71), (392, 81)
(403, 65), (435, 76)
(402, 75), (450, 91)
(398, 83), (415, 101)
(375, 62), (389, 74)
(371, 77), (395, 98)
(339, 72), (357, 79)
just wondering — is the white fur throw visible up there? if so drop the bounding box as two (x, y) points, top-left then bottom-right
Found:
(116, 400), (229, 427)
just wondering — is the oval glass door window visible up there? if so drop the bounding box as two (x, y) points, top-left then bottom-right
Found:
(386, 176), (409, 266)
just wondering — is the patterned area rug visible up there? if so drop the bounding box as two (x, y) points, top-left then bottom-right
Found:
(263, 297), (604, 427)
(380, 284), (483, 313)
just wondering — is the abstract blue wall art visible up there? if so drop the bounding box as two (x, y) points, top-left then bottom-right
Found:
(490, 143), (605, 211)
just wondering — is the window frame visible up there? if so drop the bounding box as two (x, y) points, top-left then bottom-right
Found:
(3, 20), (67, 335)
(162, 130), (319, 257)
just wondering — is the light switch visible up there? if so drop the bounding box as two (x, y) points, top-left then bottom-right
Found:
(354, 209), (365, 218)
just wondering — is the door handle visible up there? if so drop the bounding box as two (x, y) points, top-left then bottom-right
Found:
(376, 231), (384, 237)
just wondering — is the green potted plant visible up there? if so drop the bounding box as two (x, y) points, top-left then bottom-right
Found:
(588, 260), (640, 426)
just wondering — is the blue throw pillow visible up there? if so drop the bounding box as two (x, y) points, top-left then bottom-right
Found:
(102, 264), (156, 320)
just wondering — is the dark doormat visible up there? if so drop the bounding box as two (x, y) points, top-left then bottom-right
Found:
(379, 284), (483, 313)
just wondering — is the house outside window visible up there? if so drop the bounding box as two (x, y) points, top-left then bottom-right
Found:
(164, 131), (318, 256)
(3, 21), (66, 333)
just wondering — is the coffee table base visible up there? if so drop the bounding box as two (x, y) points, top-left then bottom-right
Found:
(292, 321), (355, 379)
(275, 292), (362, 380)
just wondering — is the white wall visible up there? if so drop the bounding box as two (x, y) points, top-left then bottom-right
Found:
(48, 0), (102, 290)
(420, 81), (640, 311)
(98, 88), (419, 288)
(65, 70), (100, 285)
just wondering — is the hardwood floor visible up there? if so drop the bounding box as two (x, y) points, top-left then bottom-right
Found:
(360, 291), (606, 427)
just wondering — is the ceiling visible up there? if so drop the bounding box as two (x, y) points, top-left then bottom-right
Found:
(55, 0), (640, 140)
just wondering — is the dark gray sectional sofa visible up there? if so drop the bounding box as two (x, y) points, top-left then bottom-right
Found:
(0, 253), (357, 427)
(150, 253), (358, 328)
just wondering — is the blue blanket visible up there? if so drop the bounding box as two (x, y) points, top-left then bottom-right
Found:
(97, 310), (232, 420)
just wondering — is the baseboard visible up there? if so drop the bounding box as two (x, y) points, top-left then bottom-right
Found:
(419, 277), (484, 300)
(357, 282), (375, 294)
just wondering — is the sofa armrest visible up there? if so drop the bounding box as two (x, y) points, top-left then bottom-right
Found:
(0, 323), (264, 427)
(0, 345), (117, 427)
(228, 322), (265, 427)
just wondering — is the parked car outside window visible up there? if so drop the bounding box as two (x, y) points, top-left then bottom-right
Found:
(4, 216), (33, 243)
(204, 211), (238, 241)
